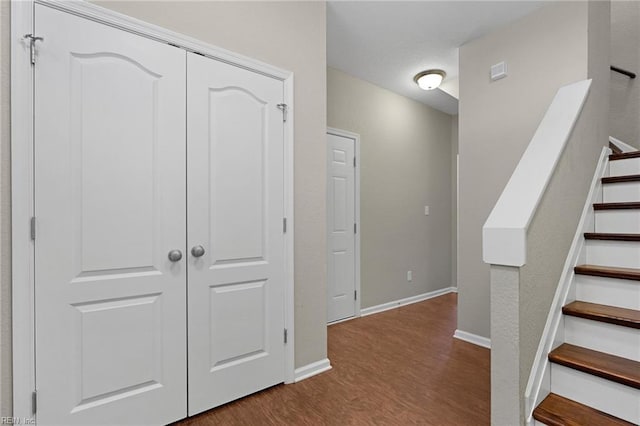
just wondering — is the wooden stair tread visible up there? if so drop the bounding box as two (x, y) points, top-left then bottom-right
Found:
(593, 202), (640, 210)
(584, 233), (640, 241)
(563, 300), (640, 329)
(602, 174), (640, 184)
(574, 264), (640, 281)
(610, 151), (640, 161)
(549, 343), (640, 389)
(533, 393), (635, 426)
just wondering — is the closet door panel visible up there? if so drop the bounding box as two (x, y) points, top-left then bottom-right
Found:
(187, 52), (285, 415)
(34, 5), (187, 425)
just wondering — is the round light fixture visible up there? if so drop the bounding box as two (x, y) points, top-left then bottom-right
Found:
(414, 69), (446, 90)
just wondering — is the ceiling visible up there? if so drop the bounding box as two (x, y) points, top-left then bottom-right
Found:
(327, 1), (546, 115)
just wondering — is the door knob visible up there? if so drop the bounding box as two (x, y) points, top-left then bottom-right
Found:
(168, 249), (183, 262)
(191, 245), (206, 258)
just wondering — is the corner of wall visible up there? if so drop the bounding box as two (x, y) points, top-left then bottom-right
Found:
(609, 1), (639, 148)
(518, 0), (610, 415)
(460, 2), (606, 425)
(490, 265), (522, 425)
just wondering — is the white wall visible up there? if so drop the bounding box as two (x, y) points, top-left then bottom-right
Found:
(610, 0), (640, 147)
(0, 1), (327, 415)
(327, 67), (454, 308)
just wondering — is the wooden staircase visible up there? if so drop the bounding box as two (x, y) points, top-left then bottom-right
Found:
(532, 151), (640, 425)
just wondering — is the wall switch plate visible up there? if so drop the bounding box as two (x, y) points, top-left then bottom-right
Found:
(424, 206), (430, 216)
(407, 270), (412, 282)
(490, 61), (507, 81)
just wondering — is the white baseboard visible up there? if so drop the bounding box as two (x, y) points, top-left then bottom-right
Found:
(293, 358), (332, 383)
(327, 315), (357, 326)
(453, 329), (491, 349)
(360, 287), (456, 317)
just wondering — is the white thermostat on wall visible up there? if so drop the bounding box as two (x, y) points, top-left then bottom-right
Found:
(490, 61), (507, 81)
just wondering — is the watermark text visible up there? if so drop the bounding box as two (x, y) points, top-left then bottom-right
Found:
(1, 417), (35, 425)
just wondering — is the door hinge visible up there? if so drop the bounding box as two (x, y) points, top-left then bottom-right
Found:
(353, 156), (356, 168)
(30, 217), (36, 241)
(354, 290), (357, 300)
(284, 328), (288, 344)
(32, 390), (37, 414)
(277, 103), (288, 122)
(283, 217), (287, 233)
(24, 34), (44, 65)
(354, 223), (357, 234)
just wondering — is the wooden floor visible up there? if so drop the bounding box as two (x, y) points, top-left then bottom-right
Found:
(176, 293), (490, 425)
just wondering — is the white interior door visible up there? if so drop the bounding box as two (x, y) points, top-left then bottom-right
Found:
(186, 52), (286, 415)
(34, 5), (187, 425)
(327, 133), (357, 322)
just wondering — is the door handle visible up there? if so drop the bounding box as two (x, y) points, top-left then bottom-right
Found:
(191, 245), (206, 258)
(168, 249), (183, 262)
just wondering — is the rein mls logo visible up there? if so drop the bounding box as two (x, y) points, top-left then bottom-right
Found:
(1, 418), (35, 425)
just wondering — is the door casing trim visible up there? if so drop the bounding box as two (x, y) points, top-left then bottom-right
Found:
(11, 0), (296, 419)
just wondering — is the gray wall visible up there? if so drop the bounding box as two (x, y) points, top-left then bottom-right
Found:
(518, 0), (609, 416)
(327, 67), (454, 309)
(467, 2), (610, 425)
(451, 116), (458, 289)
(610, 1), (640, 147)
(0, 1), (327, 415)
(520, 0), (610, 383)
(458, 1), (593, 341)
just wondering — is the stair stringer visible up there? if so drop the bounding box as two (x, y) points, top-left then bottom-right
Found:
(524, 146), (611, 425)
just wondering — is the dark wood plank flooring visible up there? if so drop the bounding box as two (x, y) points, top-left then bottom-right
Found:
(175, 293), (490, 425)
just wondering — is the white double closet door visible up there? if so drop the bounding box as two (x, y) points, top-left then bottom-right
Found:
(34, 5), (285, 425)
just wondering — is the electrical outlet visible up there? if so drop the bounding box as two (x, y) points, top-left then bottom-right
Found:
(407, 270), (412, 282)
(424, 206), (430, 216)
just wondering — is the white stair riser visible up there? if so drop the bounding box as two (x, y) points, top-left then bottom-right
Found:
(603, 182), (640, 203)
(574, 275), (640, 310)
(595, 210), (640, 233)
(610, 158), (640, 176)
(564, 316), (640, 361)
(550, 364), (639, 424)
(586, 240), (640, 269)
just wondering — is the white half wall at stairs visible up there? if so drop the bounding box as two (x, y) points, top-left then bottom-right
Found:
(524, 146), (610, 424)
(483, 79), (592, 267)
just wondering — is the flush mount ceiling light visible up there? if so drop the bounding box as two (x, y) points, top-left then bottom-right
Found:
(414, 69), (446, 90)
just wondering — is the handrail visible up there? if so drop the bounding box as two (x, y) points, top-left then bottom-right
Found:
(610, 65), (636, 79)
(482, 79), (592, 267)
